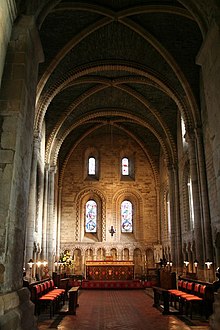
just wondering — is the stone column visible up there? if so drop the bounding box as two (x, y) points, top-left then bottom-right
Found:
(210, 291), (220, 330)
(168, 164), (183, 272)
(0, 14), (43, 330)
(25, 135), (41, 265)
(196, 22), (220, 218)
(156, 185), (161, 243)
(42, 164), (49, 260)
(56, 184), (62, 261)
(195, 128), (213, 261)
(186, 132), (205, 269)
(47, 166), (57, 275)
(196, 19), (220, 327)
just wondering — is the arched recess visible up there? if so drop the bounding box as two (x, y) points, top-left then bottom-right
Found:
(110, 248), (117, 260)
(122, 248), (129, 261)
(112, 189), (143, 241)
(134, 248), (143, 277)
(75, 188), (106, 242)
(161, 182), (171, 244)
(181, 159), (191, 232)
(97, 247), (106, 260)
(85, 248), (94, 261)
(146, 248), (154, 269)
(73, 248), (83, 275)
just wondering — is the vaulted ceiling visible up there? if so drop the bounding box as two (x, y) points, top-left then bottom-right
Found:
(34, 0), (204, 175)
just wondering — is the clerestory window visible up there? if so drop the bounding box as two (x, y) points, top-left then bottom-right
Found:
(121, 157), (129, 175)
(88, 157), (96, 175)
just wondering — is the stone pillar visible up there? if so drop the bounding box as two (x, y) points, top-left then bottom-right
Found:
(187, 132), (205, 271)
(0, 14), (43, 330)
(0, 0), (16, 87)
(196, 22), (220, 217)
(195, 128), (213, 261)
(196, 18), (220, 328)
(56, 184), (62, 261)
(156, 185), (161, 243)
(210, 291), (220, 330)
(47, 166), (57, 275)
(42, 164), (49, 260)
(168, 164), (183, 272)
(25, 135), (41, 265)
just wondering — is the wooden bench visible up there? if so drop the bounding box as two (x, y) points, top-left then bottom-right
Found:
(168, 277), (214, 319)
(153, 286), (171, 314)
(152, 270), (176, 314)
(29, 279), (65, 318)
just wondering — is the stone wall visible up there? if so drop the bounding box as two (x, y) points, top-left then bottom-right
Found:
(61, 130), (158, 247)
(0, 0), (16, 88)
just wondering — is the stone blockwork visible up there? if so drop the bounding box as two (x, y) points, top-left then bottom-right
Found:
(0, 11), (43, 330)
(0, 0), (16, 87)
(61, 131), (158, 244)
(210, 290), (220, 330)
(0, 288), (37, 330)
(60, 130), (159, 274)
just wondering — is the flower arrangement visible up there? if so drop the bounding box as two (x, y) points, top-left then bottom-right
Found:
(58, 250), (74, 273)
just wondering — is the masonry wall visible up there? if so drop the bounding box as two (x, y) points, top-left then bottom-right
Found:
(0, 0), (16, 88)
(60, 130), (158, 249)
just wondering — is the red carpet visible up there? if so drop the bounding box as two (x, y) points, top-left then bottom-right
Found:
(37, 289), (210, 330)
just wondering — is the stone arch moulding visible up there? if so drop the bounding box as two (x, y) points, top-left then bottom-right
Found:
(36, 61), (196, 137)
(75, 188), (107, 242)
(112, 188), (143, 239)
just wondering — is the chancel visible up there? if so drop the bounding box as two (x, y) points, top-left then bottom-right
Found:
(1, 1), (220, 330)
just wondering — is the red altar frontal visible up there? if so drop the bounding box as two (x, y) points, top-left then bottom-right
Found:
(86, 260), (134, 280)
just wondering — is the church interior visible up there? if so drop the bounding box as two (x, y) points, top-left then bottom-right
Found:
(1, 1), (220, 329)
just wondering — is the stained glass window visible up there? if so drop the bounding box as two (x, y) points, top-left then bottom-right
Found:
(122, 157), (129, 175)
(88, 157), (96, 175)
(188, 176), (194, 229)
(85, 200), (97, 232)
(121, 200), (133, 233)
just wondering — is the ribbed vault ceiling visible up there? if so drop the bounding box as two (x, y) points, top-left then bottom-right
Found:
(35, 0), (203, 175)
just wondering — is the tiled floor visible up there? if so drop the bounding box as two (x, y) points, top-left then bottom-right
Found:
(37, 289), (210, 330)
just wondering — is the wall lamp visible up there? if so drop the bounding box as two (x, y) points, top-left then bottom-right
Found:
(184, 260), (189, 267)
(205, 259), (213, 269)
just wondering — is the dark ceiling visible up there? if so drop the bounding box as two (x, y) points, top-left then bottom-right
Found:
(35, 0), (203, 174)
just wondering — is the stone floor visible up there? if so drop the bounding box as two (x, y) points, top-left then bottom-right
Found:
(37, 289), (210, 330)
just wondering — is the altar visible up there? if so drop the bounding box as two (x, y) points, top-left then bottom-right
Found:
(85, 260), (134, 280)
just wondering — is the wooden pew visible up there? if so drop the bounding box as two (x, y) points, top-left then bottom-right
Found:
(169, 276), (214, 319)
(29, 279), (65, 318)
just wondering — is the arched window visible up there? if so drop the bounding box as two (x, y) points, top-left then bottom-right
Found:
(88, 157), (96, 175)
(187, 176), (195, 229)
(166, 192), (171, 235)
(121, 200), (133, 233)
(85, 200), (97, 232)
(121, 157), (129, 175)
(181, 116), (188, 147)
